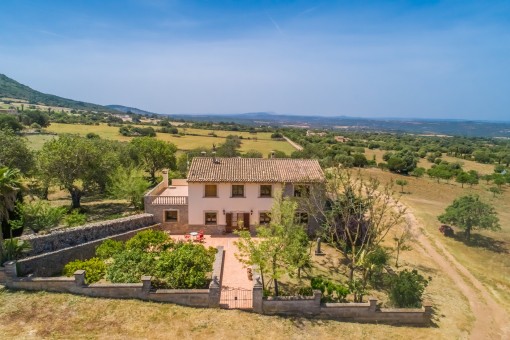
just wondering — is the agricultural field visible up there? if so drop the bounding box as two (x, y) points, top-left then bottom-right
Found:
(360, 167), (510, 312)
(35, 123), (296, 156)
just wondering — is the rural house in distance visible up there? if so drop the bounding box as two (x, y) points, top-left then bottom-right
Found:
(145, 157), (325, 234)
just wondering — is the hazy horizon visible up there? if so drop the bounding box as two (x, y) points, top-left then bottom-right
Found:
(1, 1), (509, 121)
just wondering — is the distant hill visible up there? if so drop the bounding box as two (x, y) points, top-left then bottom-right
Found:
(0, 74), (117, 112)
(169, 112), (510, 138)
(106, 104), (159, 116)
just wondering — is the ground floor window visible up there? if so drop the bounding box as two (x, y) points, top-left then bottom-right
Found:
(205, 212), (218, 225)
(259, 212), (271, 225)
(295, 212), (309, 225)
(164, 210), (178, 222)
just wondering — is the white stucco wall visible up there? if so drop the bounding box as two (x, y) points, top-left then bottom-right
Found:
(188, 182), (283, 226)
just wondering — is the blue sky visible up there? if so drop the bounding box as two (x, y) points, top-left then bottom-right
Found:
(1, 0), (509, 120)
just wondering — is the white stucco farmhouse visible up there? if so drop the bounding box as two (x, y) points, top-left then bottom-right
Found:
(144, 157), (325, 234)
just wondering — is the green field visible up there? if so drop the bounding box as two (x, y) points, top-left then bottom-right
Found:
(36, 123), (296, 156)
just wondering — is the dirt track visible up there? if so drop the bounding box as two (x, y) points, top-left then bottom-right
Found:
(397, 201), (510, 339)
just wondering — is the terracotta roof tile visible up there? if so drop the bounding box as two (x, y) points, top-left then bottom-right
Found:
(187, 157), (325, 183)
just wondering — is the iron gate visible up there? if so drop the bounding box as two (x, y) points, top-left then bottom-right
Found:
(220, 287), (253, 310)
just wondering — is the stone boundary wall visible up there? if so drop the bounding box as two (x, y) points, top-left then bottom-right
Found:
(16, 225), (159, 277)
(252, 281), (432, 326)
(20, 214), (155, 256)
(2, 246), (224, 309)
(0, 267), (6, 283)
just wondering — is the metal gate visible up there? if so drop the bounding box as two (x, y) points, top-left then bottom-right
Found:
(220, 287), (253, 310)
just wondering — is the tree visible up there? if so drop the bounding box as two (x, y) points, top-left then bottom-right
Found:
(38, 135), (108, 208)
(108, 167), (150, 209)
(438, 195), (500, 242)
(488, 186), (502, 198)
(235, 191), (311, 296)
(393, 222), (413, 268)
(312, 168), (406, 283)
(456, 171), (470, 188)
(395, 179), (408, 193)
(130, 137), (177, 184)
(410, 167), (426, 178)
(0, 114), (23, 132)
(242, 150), (263, 158)
(0, 167), (22, 256)
(492, 174), (506, 188)
(387, 150), (418, 174)
(0, 129), (34, 174)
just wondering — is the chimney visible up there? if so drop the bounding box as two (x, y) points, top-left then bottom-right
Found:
(162, 169), (169, 188)
(270, 151), (275, 159)
(201, 151), (206, 157)
(212, 151), (218, 164)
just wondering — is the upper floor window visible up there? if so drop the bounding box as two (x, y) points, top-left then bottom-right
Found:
(204, 184), (217, 197)
(294, 184), (310, 197)
(260, 185), (272, 198)
(232, 184), (245, 197)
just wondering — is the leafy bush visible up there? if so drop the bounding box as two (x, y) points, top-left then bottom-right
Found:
(106, 249), (156, 283)
(125, 230), (169, 251)
(63, 257), (106, 284)
(14, 201), (66, 233)
(388, 269), (429, 308)
(65, 210), (87, 227)
(154, 242), (216, 289)
(297, 286), (314, 296)
(95, 239), (124, 259)
(311, 277), (349, 302)
(1, 238), (31, 264)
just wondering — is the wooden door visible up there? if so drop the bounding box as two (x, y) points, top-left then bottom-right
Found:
(226, 213), (233, 233)
(243, 213), (250, 231)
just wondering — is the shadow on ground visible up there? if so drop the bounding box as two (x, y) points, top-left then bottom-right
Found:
(451, 233), (508, 253)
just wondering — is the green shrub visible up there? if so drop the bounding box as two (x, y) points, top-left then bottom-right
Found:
(14, 201), (66, 233)
(297, 286), (314, 296)
(311, 277), (349, 302)
(154, 242), (216, 289)
(106, 249), (156, 283)
(95, 239), (124, 259)
(389, 269), (429, 308)
(63, 257), (106, 284)
(1, 238), (31, 264)
(65, 210), (87, 227)
(125, 230), (169, 251)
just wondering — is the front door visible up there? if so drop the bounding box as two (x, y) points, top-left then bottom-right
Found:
(225, 212), (250, 233)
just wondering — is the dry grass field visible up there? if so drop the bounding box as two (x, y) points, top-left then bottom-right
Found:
(37, 123), (296, 156)
(360, 167), (510, 312)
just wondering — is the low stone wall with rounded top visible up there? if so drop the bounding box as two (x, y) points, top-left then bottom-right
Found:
(20, 214), (155, 256)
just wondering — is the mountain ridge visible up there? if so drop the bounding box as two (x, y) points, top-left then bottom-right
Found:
(0, 73), (117, 113)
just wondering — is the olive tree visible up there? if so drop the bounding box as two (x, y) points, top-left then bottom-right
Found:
(130, 137), (177, 184)
(438, 195), (500, 242)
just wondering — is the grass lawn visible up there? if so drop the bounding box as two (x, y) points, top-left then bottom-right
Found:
(360, 168), (510, 312)
(0, 284), (469, 339)
(39, 123), (296, 156)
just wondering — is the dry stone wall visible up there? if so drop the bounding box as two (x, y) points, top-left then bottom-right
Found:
(20, 214), (155, 256)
